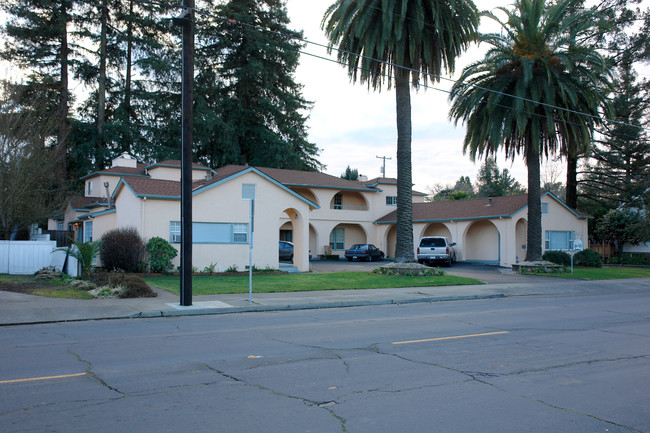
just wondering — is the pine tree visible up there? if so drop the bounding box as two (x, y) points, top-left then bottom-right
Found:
(1, 0), (84, 181)
(195, 0), (320, 170)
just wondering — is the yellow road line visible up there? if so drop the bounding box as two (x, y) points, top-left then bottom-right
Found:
(0, 372), (87, 384)
(392, 331), (509, 345)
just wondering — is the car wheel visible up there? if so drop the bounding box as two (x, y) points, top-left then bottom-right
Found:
(446, 257), (452, 267)
(346, 257), (353, 261)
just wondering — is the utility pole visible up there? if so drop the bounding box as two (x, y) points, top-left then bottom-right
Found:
(172, 1), (194, 306)
(376, 155), (392, 177)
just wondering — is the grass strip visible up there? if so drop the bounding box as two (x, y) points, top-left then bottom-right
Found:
(526, 267), (650, 280)
(144, 272), (483, 295)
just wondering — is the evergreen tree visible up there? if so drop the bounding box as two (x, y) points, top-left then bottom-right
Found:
(340, 166), (359, 180)
(195, 0), (321, 170)
(476, 158), (526, 198)
(579, 54), (649, 216)
(1, 0), (84, 181)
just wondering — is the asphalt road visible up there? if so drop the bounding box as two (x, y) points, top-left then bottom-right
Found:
(1, 290), (649, 433)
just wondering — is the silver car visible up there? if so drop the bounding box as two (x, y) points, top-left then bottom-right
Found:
(417, 236), (456, 267)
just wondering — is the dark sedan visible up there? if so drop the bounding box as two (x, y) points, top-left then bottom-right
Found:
(279, 241), (293, 261)
(344, 244), (385, 262)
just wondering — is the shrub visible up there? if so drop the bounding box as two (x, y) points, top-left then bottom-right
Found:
(146, 237), (178, 273)
(88, 270), (157, 298)
(574, 249), (602, 268)
(89, 269), (126, 287)
(100, 227), (145, 272)
(542, 250), (571, 266)
(56, 240), (102, 278)
(608, 253), (648, 265)
(119, 275), (157, 298)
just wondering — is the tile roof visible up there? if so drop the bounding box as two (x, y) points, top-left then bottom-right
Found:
(147, 160), (212, 170)
(375, 194), (531, 223)
(119, 177), (183, 198)
(68, 196), (108, 209)
(210, 165), (375, 192)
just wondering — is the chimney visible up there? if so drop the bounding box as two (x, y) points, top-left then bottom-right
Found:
(104, 182), (112, 208)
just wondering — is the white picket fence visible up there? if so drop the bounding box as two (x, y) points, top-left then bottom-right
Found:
(0, 240), (78, 276)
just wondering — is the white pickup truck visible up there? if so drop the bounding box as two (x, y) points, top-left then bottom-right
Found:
(417, 236), (457, 267)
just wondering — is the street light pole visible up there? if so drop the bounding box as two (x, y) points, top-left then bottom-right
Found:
(173, 0), (194, 306)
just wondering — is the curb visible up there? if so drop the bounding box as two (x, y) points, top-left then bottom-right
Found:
(1, 293), (507, 326)
(135, 293), (507, 318)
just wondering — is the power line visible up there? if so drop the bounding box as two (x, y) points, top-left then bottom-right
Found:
(206, 8), (646, 134)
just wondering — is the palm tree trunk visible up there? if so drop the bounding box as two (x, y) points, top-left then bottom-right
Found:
(525, 133), (543, 262)
(394, 66), (414, 263)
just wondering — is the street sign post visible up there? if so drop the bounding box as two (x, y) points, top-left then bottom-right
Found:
(570, 239), (585, 273)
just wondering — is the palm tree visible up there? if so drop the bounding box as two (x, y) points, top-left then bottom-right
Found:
(322, 0), (479, 262)
(449, 0), (611, 262)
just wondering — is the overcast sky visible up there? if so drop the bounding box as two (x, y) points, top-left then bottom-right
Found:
(285, 0), (537, 192)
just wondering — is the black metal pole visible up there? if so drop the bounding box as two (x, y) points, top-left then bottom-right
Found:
(179, 0), (194, 306)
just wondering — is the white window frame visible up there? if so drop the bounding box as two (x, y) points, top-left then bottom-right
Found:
(545, 230), (574, 251)
(333, 193), (343, 210)
(329, 227), (345, 250)
(232, 223), (248, 244)
(170, 221), (181, 243)
(171, 221), (248, 244)
(386, 196), (397, 206)
(84, 221), (93, 242)
(87, 181), (93, 195)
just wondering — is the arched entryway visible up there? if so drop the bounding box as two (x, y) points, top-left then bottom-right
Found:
(328, 223), (367, 256)
(421, 223), (452, 241)
(464, 220), (500, 263)
(279, 207), (308, 271)
(515, 218), (527, 264)
(385, 225), (397, 259)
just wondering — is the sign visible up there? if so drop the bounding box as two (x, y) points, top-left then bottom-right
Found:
(573, 239), (584, 251)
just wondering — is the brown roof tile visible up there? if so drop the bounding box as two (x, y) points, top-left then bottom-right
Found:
(210, 165), (377, 191)
(375, 194), (530, 223)
(68, 196), (107, 209)
(148, 160), (211, 170)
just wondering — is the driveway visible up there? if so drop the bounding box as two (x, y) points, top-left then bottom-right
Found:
(309, 259), (560, 284)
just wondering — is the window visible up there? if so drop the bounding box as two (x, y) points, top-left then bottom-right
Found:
(232, 224), (248, 243)
(57, 222), (64, 231)
(329, 227), (345, 250)
(386, 196), (397, 206)
(333, 193), (342, 210)
(170, 221), (181, 243)
(172, 221), (249, 244)
(84, 221), (93, 242)
(545, 231), (574, 250)
(541, 202), (549, 214)
(87, 181), (93, 195)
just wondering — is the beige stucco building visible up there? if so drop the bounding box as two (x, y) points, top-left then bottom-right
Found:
(49, 155), (589, 271)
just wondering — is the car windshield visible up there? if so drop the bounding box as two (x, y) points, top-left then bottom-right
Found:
(420, 238), (445, 247)
(350, 244), (365, 250)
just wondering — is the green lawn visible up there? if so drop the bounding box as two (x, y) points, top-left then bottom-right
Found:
(144, 272), (484, 295)
(525, 267), (650, 280)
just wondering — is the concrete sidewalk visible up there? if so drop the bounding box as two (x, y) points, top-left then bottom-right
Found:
(2, 269), (649, 326)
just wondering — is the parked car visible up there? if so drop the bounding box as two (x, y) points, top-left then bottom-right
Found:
(279, 241), (293, 261)
(344, 244), (385, 262)
(417, 236), (456, 267)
